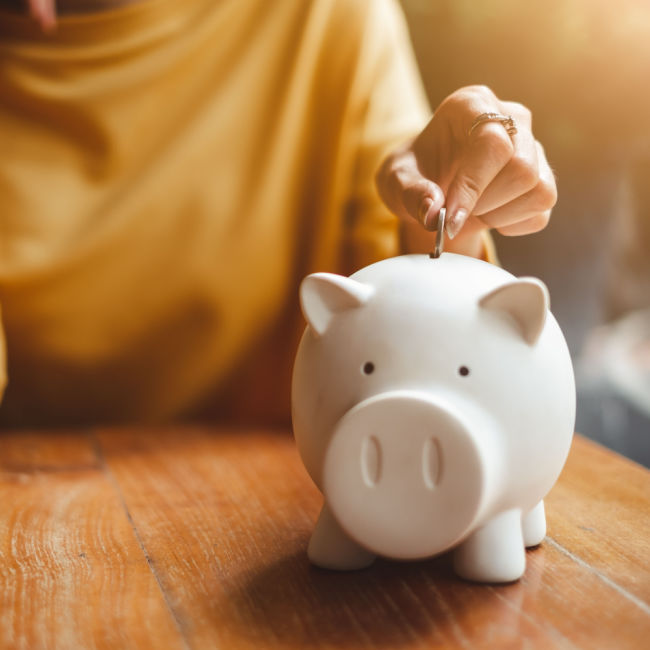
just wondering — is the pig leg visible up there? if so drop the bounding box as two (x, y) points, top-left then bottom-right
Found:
(452, 509), (526, 582)
(522, 500), (546, 547)
(307, 504), (376, 570)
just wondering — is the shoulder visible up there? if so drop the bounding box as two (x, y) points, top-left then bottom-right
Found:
(297, 0), (414, 81)
(312, 0), (409, 43)
(290, 0), (410, 46)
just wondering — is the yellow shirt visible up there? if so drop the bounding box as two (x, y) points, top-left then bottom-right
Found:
(0, 0), (431, 426)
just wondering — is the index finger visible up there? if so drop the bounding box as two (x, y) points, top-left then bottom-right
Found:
(445, 121), (515, 238)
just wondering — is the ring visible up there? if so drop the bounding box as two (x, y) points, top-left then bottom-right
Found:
(468, 112), (517, 138)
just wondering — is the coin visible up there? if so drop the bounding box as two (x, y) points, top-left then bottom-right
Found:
(429, 207), (446, 259)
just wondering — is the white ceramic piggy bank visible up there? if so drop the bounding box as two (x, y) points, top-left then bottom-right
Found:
(291, 253), (575, 583)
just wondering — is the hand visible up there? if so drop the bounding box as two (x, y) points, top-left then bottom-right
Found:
(376, 85), (557, 256)
(26, 0), (57, 32)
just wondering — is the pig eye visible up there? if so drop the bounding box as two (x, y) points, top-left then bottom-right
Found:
(458, 366), (470, 377)
(362, 362), (375, 375)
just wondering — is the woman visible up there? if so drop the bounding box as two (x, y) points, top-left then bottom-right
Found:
(0, 0), (556, 426)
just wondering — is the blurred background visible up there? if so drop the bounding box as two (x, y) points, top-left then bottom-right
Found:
(400, 0), (650, 465)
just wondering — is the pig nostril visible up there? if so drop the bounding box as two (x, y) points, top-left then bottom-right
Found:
(360, 435), (382, 487)
(422, 437), (443, 489)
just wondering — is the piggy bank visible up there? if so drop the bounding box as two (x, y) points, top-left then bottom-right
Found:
(291, 253), (575, 583)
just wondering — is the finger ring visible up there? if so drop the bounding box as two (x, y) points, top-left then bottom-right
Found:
(468, 112), (518, 138)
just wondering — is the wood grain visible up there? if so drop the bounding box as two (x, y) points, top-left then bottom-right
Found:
(546, 435), (650, 603)
(1, 428), (648, 649)
(95, 429), (650, 650)
(0, 430), (185, 650)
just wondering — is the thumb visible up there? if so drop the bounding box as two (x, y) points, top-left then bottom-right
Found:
(376, 150), (445, 231)
(28, 0), (57, 32)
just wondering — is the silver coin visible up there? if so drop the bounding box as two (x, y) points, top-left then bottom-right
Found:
(429, 207), (445, 259)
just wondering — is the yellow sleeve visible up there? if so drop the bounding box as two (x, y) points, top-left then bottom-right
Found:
(341, 0), (431, 273)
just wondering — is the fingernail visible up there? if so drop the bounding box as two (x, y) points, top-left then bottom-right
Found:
(446, 209), (468, 239)
(418, 198), (434, 229)
(418, 196), (433, 224)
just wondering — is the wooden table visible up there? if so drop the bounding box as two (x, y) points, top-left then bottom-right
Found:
(0, 428), (648, 649)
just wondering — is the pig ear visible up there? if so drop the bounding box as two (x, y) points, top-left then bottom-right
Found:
(300, 273), (373, 337)
(479, 278), (550, 345)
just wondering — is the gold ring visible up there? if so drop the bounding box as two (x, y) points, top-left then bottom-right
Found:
(468, 112), (517, 138)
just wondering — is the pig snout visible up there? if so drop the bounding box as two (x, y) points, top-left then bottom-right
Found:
(322, 391), (493, 560)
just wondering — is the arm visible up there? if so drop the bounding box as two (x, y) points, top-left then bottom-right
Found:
(340, 1), (555, 269)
